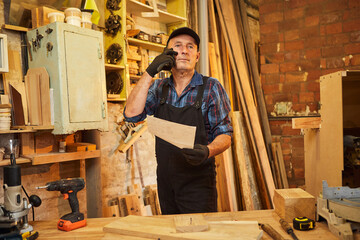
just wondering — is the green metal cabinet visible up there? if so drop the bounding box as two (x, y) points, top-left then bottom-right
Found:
(27, 22), (108, 134)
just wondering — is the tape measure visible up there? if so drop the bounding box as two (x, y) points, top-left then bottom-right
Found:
(293, 217), (315, 231)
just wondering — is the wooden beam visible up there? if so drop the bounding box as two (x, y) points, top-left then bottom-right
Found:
(292, 117), (321, 129)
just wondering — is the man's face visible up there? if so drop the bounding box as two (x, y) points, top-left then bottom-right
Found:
(168, 34), (200, 71)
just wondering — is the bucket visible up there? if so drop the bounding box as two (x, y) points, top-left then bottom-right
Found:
(48, 12), (65, 23)
(64, 8), (81, 18)
(66, 16), (81, 27)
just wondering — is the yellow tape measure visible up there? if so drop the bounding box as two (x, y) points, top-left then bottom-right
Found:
(293, 217), (315, 231)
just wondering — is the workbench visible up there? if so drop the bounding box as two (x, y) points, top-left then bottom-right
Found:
(31, 210), (360, 240)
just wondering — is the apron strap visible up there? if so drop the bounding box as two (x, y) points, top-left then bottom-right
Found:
(194, 76), (209, 109)
(160, 81), (170, 105)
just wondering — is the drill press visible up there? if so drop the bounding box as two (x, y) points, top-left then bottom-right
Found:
(0, 139), (41, 235)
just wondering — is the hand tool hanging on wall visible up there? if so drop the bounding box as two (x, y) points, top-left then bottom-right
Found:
(36, 178), (86, 231)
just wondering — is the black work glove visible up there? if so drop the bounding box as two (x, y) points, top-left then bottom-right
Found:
(146, 48), (178, 77)
(181, 144), (209, 166)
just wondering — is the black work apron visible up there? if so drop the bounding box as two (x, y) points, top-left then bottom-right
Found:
(154, 76), (217, 214)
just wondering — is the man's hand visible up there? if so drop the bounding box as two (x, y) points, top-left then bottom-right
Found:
(146, 48), (178, 77)
(181, 144), (209, 166)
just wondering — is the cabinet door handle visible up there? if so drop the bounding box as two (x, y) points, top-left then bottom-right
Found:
(102, 102), (106, 118)
(98, 43), (102, 59)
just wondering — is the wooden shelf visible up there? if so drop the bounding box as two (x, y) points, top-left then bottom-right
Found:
(0, 157), (32, 167)
(1, 24), (30, 32)
(127, 0), (187, 24)
(0, 125), (55, 134)
(105, 64), (125, 71)
(128, 38), (165, 52)
(107, 94), (126, 102)
(24, 150), (101, 165)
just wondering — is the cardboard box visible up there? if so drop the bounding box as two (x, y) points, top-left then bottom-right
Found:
(273, 188), (315, 222)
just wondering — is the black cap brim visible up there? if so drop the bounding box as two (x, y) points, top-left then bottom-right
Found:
(166, 27), (200, 48)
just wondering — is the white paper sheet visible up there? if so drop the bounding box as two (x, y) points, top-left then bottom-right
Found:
(147, 116), (196, 149)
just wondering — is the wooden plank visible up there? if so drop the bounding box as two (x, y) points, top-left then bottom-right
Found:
(174, 215), (209, 233)
(215, 0), (275, 207)
(237, 0), (274, 172)
(20, 132), (35, 155)
(271, 143), (283, 189)
(26, 68), (51, 126)
(316, 72), (343, 198)
(9, 84), (25, 126)
(0, 158), (31, 166)
(208, 42), (219, 80)
(292, 117), (321, 129)
(208, 0), (224, 87)
(303, 128), (320, 197)
(209, 40), (233, 212)
(103, 215), (262, 240)
(231, 111), (261, 210)
(37, 68), (51, 126)
(35, 132), (55, 154)
(1, 24), (29, 32)
(26, 150), (101, 165)
(24, 74), (42, 125)
(274, 142), (289, 189)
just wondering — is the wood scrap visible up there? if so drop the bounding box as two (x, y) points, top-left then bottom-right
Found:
(9, 84), (25, 126)
(144, 185), (161, 215)
(118, 193), (142, 216)
(292, 117), (321, 129)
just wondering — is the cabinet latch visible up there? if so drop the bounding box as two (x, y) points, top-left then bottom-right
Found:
(98, 43), (102, 59)
(102, 102), (106, 118)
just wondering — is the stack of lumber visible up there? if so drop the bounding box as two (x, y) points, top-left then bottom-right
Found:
(102, 184), (160, 217)
(203, 0), (291, 210)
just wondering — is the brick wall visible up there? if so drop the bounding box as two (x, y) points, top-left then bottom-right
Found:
(259, 0), (360, 187)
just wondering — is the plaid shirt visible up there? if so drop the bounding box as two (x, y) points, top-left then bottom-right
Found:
(124, 71), (233, 143)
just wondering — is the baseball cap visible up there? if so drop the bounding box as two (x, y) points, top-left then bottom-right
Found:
(166, 27), (200, 48)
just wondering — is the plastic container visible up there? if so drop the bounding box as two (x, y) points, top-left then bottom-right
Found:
(81, 12), (92, 22)
(48, 12), (65, 23)
(82, 20), (92, 29)
(64, 8), (81, 18)
(66, 16), (81, 27)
